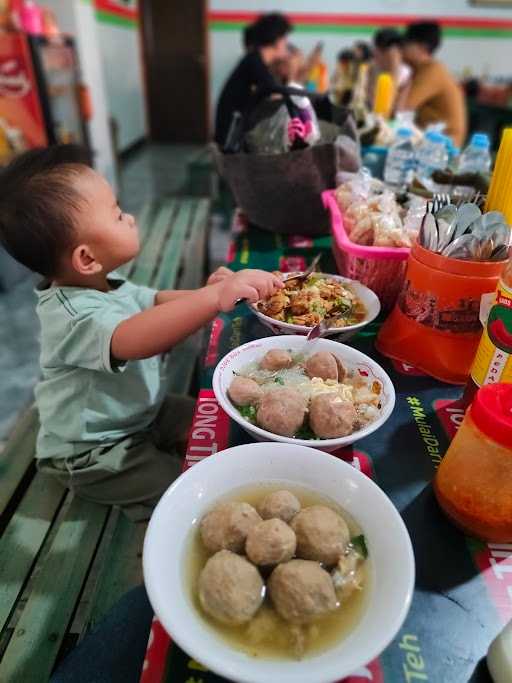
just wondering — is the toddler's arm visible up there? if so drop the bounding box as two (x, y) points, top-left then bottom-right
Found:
(154, 267), (234, 305)
(111, 270), (281, 361)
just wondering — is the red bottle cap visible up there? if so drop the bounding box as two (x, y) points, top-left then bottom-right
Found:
(470, 383), (512, 450)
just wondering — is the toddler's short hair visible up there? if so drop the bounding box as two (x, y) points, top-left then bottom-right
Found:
(0, 144), (91, 277)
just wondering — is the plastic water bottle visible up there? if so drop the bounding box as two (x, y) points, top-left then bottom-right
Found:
(416, 130), (449, 180)
(458, 133), (492, 174)
(383, 128), (416, 187)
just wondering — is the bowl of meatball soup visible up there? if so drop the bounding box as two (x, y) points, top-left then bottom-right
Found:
(212, 336), (395, 452)
(143, 442), (415, 683)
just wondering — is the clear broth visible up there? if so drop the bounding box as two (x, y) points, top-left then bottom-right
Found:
(184, 484), (370, 661)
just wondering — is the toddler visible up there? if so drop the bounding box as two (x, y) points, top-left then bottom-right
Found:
(0, 145), (282, 520)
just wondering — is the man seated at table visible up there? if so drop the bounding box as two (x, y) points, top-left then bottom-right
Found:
(399, 21), (467, 147)
(214, 12), (292, 147)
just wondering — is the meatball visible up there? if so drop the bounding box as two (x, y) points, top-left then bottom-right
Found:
(199, 550), (264, 625)
(228, 376), (263, 407)
(291, 505), (349, 565)
(309, 394), (357, 439)
(257, 387), (306, 437)
(260, 349), (293, 371)
(305, 352), (345, 382)
(268, 559), (337, 623)
(200, 501), (261, 554)
(258, 490), (301, 523)
(246, 518), (297, 566)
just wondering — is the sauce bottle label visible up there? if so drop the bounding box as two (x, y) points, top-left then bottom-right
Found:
(471, 279), (512, 386)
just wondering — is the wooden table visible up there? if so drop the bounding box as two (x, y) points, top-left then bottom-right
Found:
(141, 220), (506, 683)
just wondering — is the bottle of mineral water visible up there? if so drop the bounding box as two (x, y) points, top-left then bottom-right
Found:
(383, 128), (415, 187)
(416, 130), (449, 180)
(458, 133), (492, 174)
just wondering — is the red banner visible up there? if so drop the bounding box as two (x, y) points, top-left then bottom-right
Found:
(94, 0), (138, 21)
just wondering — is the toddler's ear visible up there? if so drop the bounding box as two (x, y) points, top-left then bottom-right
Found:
(71, 244), (103, 276)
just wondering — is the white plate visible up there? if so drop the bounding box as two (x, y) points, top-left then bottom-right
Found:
(251, 274), (380, 341)
(143, 442), (415, 683)
(212, 335), (395, 452)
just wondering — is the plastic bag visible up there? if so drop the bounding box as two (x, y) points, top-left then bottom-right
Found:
(245, 105), (291, 155)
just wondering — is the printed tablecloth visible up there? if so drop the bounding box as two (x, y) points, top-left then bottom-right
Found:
(141, 220), (508, 683)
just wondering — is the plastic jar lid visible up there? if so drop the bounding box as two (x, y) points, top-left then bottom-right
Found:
(396, 127), (412, 138)
(471, 383), (512, 449)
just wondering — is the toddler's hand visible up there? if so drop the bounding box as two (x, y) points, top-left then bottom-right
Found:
(216, 269), (283, 312)
(207, 266), (233, 286)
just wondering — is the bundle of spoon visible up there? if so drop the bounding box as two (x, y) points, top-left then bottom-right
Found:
(418, 200), (510, 261)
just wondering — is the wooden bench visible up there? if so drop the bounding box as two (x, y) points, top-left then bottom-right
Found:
(0, 196), (210, 682)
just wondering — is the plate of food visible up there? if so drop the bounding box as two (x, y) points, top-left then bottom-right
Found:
(143, 442), (415, 683)
(213, 335), (395, 452)
(252, 273), (380, 341)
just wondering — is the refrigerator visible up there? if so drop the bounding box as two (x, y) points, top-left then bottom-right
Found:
(0, 30), (88, 150)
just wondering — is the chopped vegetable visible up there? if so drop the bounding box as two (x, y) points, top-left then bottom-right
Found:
(350, 534), (368, 559)
(295, 424), (318, 440)
(239, 405), (257, 423)
(274, 377), (285, 385)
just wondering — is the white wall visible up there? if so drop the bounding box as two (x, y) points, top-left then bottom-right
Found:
(95, 19), (146, 150)
(45, 0), (116, 189)
(209, 0), (512, 112)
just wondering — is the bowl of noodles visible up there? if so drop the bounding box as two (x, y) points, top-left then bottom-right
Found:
(252, 273), (380, 340)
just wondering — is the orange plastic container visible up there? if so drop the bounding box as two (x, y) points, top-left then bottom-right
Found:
(435, 383), (512, 542)
(376, 242), (505, 384)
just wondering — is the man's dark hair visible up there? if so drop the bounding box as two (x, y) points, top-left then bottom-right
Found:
(251, 13), (291, 48)
(374, 28), (403, 50)
(337, 49), (354, 62)
(243, 23), (256, 50)
(0, 144), (91, 277)
(355, 41), (373, 62)
(403, 22), (441, 53)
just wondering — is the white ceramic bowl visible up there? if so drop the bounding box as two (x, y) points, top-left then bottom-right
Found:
(143, 442), (415, 683)
(212, 335), (395, 452)
(251, 274), (380, 341)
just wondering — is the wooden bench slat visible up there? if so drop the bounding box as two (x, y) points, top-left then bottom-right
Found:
(85, 513), (145, 630)
(122, 201), (159, 280)
(0, 473), (64, 633)
(153, 198), (193, 291)
(179, 199), (210, 291)
(0, 406), (39, 518)
(166, 198), (211, 394)
(0, 496), (108, 683)
(130, 200), (177, 287)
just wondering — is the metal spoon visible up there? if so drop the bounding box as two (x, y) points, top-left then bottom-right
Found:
(307, 314), (344, 342)
(237, 253), (323, 306)
(452, 203), (482, 241)
(442, 233), (479, 259)
(282, 253), (322, 285)
(421, 212), (438, 251)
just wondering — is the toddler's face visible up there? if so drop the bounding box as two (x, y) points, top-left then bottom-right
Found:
(73, 168), (139, 272)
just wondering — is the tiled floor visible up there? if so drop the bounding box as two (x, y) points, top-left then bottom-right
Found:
(0, 143), (230, 442)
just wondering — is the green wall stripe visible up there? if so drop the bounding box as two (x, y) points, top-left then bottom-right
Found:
(95, 9), (137, 28)
(210, 20), (512, 39)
